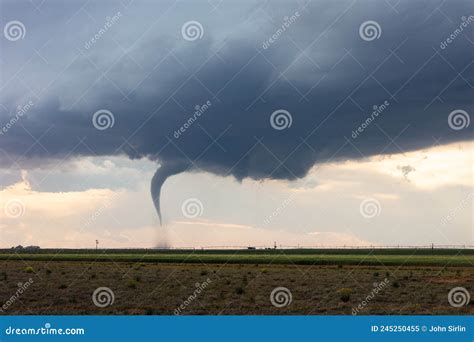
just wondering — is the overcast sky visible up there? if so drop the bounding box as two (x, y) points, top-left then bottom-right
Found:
(0, 0), (472, 248)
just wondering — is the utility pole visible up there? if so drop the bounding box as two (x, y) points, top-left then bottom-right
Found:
(96, 240), (99, 251)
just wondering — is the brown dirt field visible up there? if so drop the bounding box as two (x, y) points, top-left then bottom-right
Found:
(0, 260), (472, 315)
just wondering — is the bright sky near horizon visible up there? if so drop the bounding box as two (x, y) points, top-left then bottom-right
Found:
(1, 141), (472, 248)
(0, 0), (472, 248)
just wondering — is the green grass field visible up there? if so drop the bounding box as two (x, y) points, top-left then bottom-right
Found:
(0, 249), (473, 266)
(1, 249), (473, 315)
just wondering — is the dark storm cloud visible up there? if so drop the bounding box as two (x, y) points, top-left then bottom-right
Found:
(0, 0), (473, 219)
